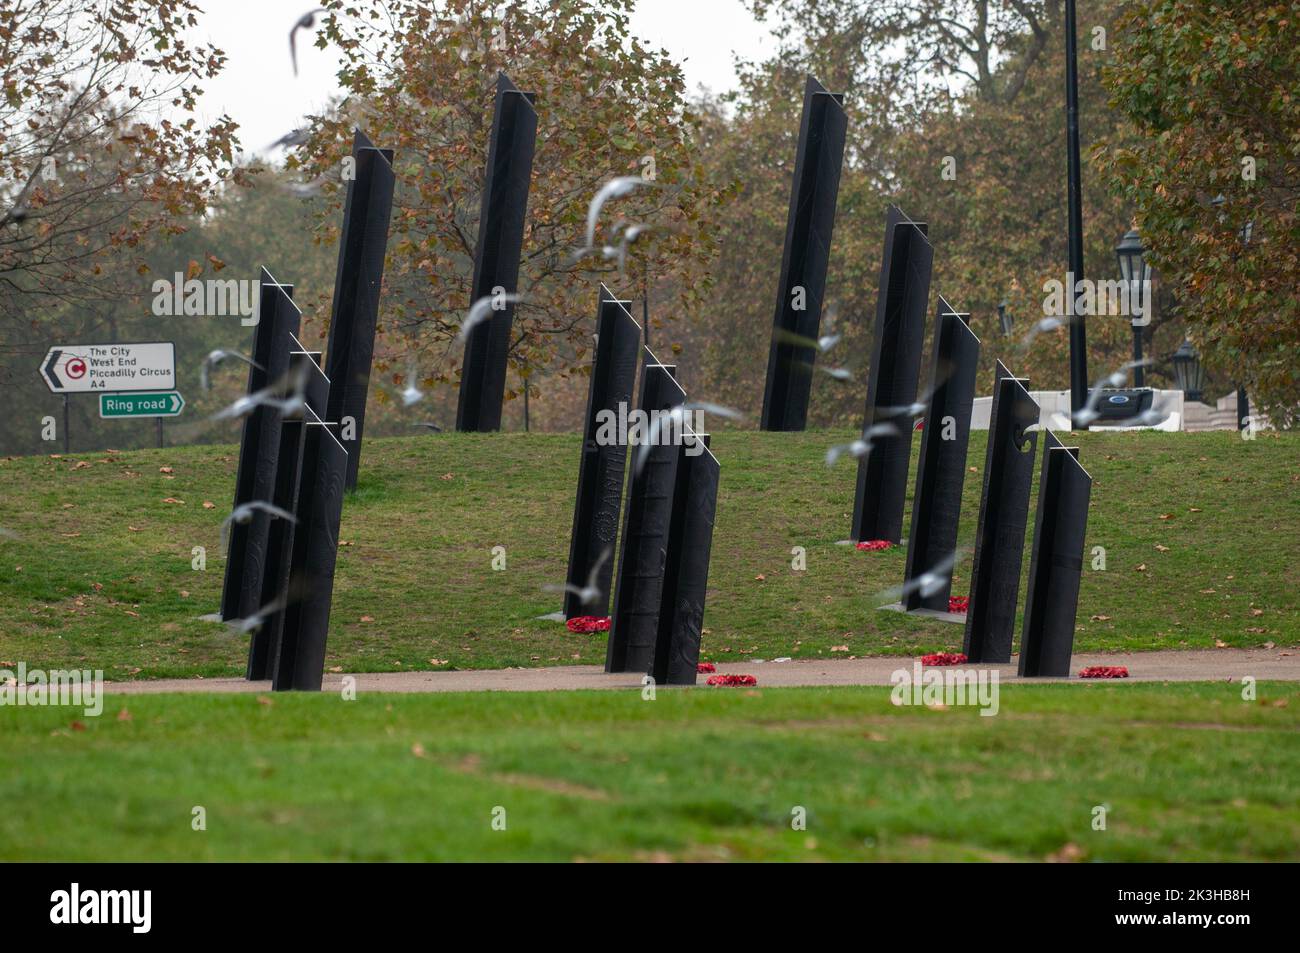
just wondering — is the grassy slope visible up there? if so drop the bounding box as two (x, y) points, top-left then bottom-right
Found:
(2, 683), (1296, 862)
(0, 430), (1296, 678)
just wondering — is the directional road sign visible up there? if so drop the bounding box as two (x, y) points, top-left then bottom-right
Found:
(41, 342), (175, 393)
(99, 391), (186, 419)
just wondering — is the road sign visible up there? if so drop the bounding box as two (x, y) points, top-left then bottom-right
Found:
(99, 391), (185, 419)
(41, 342), (175, 393)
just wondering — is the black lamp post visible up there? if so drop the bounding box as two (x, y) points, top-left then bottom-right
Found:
(1171, 339), (1205, 402)
(1115, 228), (1151, 387)
(1064, 0), (1089, 422)
(997, 299), (1012, 337)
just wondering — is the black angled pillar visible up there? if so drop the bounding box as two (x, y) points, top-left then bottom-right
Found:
(1019, 434), (1093, 676)
(760, 75), (847, 432)
(564, 285), (641, 619)
(248, 337), (319, 680)
(652, 433), (720, 686)
(962, 362), (1040, 663)
(851, 206), (933, 543)
(272, 354), (349, 692)
(902, 300), (980, 613)
(324, 128), (396, 492)
(221, 268), (300, 623)
(456, 72), (538, 432)
(606, 351), (686, 673)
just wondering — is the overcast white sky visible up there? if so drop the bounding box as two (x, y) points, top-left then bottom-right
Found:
(193, 0), (773, 157)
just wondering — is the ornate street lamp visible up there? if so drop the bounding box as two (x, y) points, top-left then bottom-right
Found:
(1115, 228), (1151, 386)
(997, 299), (1012, 337)
(1171, 339), (1205, 402)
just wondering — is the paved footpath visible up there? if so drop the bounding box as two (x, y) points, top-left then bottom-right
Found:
(104, 648), (1299, 695)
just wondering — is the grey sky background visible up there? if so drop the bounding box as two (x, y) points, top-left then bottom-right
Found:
(192, 0), (773, 158)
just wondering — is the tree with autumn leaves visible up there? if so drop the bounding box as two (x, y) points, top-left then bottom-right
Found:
(290, 0), (732, 426)
(1098, 0), (1300, 424)
(0, 0), (240, 340)
(685, 0), (1155, 425)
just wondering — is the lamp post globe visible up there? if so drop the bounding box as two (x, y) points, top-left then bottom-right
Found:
(997, 299), (1012, 337)
(1172, 339), (1205, 403)
(1115, 228), (1150, 387)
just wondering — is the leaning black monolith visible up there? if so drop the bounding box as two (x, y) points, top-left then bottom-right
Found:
(222, 269), (301, 624)
(324, 128), (396, 492)
(1019, 433), (1092, 676)
(760, 75), (848, 432)
(903, 300), (980, 613)
(272, 353), (348, 691)
(247, 337), (319, 680)
(606, 351), (686, 673)
(851, 206), (933, 543)
(652, 433), (720, 685)
(564, 286), (641, 619)
(962, 362), (1039, 663)
(456, 72), (538, 432)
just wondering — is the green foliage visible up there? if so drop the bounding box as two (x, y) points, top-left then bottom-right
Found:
(1098, 0), (1300, 424)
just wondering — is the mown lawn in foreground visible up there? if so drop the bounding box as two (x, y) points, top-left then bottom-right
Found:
(0, 429), (1296, 678)
(2, 682), (1296, 862)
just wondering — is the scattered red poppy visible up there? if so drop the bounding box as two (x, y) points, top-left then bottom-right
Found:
(566, 616), (610, 634)
(1079, 665), (1129, 679)
(921, 652), (968, 666)
(948, 596), (969, 614)
(707, 674), (757, 687)
(856, 539), (893, 552)
(696, 662), (716, 673)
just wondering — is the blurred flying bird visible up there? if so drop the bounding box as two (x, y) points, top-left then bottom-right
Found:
(772, 328), (842, 353)
(825, 422), (900, 468)
(631, 401), (738, 475)
(542, 547), (612, 607)
(584, 176), (654, 251)
(458, 292), (524, 343)
(222, 500), (297, 548)
(877, 549), (969, 605)
(399, 366), (424, 407)
(200, 349), (262, 391)
(210, 364), (309, 423)
(267, 127), (310, 151)
(1017, 315), (1069, 350)
(220, 598), (292, 634)
(289, 8), (326, 76)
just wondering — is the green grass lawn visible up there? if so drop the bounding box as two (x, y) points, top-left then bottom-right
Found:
(2, 682), (1296, 862)
(0, 429), (1296, 678)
